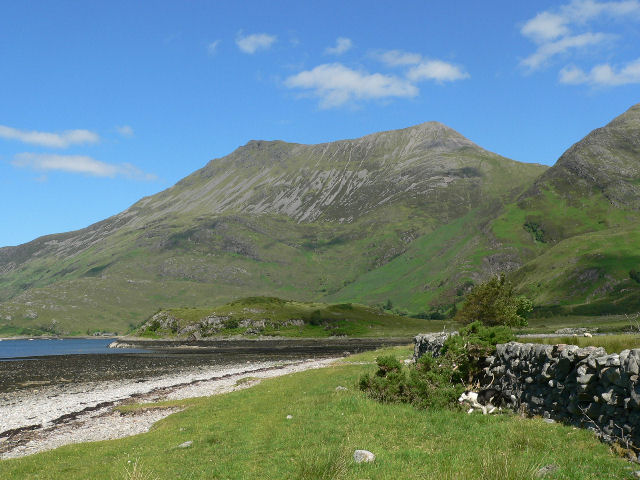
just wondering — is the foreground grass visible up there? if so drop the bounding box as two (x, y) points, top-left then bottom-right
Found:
(0, 346), (633, 479)
(526, 334), (640, 353)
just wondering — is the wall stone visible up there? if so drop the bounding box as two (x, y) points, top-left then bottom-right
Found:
(412, 332), (456, 361)
(414, 333), (640, 448)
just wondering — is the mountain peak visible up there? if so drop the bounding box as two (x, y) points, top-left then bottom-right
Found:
(533, 102), (640, 209)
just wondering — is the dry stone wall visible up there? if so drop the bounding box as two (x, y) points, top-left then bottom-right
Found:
(413, 333), (640, 447)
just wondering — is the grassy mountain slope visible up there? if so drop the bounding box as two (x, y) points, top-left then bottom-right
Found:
(0, 122), (546, 334)
(495, 104), (640, 308)
(2, 104), (640, 335)
(325, 104), (640, 315)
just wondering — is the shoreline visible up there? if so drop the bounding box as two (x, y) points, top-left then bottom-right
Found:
(0, 356), (340, 460)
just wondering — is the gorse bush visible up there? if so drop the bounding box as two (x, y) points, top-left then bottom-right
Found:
(359, 322), (515, 408)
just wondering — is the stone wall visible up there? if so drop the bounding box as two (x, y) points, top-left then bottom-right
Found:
(413, 333), (640, 447)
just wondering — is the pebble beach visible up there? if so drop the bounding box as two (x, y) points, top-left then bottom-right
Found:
(0, 356), (339, 460)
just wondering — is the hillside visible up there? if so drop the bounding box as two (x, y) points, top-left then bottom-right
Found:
(490, 104), (640, 312)
(134, 296), (441, 339)
(1, 105), (639, 335)
(0, 121), (545, 334)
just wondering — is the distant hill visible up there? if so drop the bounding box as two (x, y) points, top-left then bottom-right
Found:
(0, 106), (638, 335)
(133, 296), (439, 339)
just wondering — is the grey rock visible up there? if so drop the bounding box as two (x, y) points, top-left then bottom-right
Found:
(577, 374), (595, 384)
(353, 449), (375, 463)
(335, 386), (348, 391)
(536, 464), (558, 478)
(177, 441), (193, 448)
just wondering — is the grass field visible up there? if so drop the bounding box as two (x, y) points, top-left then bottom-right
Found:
(0, 346), (633, 479)
(517, 313), (637, 334)
(526, 334), (640, 354)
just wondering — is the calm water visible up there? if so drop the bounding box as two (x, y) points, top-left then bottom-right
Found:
(0, 338), (149, 359)
(0, 337), (406, 394)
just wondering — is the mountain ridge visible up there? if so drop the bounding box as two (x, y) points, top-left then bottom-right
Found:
(1, 109), (637, 335)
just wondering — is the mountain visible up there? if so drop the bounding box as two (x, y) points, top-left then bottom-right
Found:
(502, 104), (640, 314)
(1, 105), (639, 336)
(0, 122), (546, 334)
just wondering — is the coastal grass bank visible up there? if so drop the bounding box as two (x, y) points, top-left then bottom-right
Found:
(0, 346), (631, 479)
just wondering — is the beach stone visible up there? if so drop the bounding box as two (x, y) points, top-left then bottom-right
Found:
(177, 441), (192, 448)
(353, 449), (375, 463)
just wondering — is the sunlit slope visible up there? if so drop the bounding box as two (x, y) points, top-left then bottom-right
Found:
(0, 122), (546, 333)
(511, 227), (640, 315)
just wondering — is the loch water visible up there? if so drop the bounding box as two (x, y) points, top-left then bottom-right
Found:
(0, 338), (147, 359)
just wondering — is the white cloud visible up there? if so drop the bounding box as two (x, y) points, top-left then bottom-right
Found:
(12, 153), (156, 180)
(407, 60), (469, 83)
(0, 125), (99, 148)
(521, 32), (611, 70)
(285, 63), (418, 108)
(115, 125), (134, 138)
(373, 49), (423, 67)
(207, 40), (221, 55)
(559, 57), (640, 85)
(521, 12), (570, 43)
(324, 37), (353, 55)
(236, 33), (276, 54)
(562, 0), (640, 22)
(520, 0), (640, 71)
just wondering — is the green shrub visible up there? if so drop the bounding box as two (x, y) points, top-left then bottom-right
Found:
(630, 269), (640, 284)
(359, 323), (513, 409)
(455, 274), (532, 327)
(224, 318), (239, 329)
(309, 310), (323, 326)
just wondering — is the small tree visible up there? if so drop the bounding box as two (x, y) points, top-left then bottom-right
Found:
(454, 274), (532, 327)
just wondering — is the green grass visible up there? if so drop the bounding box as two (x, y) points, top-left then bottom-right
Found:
(525, 334), (640, 354)
(139, 296), (447, 338)
(517, 314), (636, 335)
(0, 346), (632, 479)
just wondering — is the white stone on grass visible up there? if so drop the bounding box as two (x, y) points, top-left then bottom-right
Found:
(353, 449), (375, 463)
(177, 441), (192, 448)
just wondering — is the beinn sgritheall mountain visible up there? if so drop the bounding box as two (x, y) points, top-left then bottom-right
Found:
(1, 104), (639, 334)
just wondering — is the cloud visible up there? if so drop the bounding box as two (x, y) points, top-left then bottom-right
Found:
(407, 60), (469, 83)
(373, 49), (423, 67)
(207, 40), (221, 55)
(12, 153), (156, 180)
(285, 63), (418, 108)
(559, 57), (640, 85)
(115, 125), (134, 138)
(520, 0), (640, 71)
(521, 32), (611, 70)
(236, 33), (276, 54)
(0, 125), (99, 148)
(521, 12), (571, 43)
(324, 37), (353, 55)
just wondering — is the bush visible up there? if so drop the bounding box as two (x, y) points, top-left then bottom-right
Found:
(224, 318), (239, 329)
(630, 269), (640, 284)
(309, 310), (323, 326)
(454, 274), (532, 327)
(359, 323), (513, 409)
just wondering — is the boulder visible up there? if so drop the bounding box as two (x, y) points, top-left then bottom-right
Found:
(353, 450), (375, 463)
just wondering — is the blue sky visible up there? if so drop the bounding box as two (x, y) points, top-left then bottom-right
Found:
(1, 0), (639, 247)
